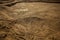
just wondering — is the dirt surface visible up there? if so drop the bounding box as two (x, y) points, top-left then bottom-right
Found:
(0, 2), (60, 40)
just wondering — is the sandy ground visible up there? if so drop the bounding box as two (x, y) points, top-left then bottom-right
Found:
(0, 2), (60, 40)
